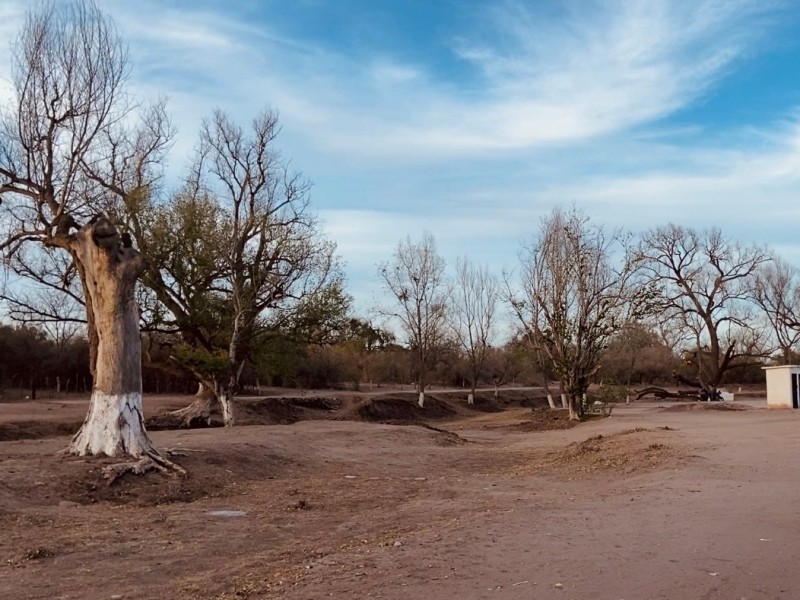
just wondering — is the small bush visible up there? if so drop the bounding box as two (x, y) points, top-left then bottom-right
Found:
(585, 385), (628, 416)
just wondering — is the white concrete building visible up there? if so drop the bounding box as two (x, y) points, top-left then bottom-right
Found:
(762, 365), (800, 409)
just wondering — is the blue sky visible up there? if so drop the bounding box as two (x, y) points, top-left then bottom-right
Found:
(3, 0), (800, 319)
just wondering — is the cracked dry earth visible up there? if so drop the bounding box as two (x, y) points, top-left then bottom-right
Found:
(2, 400), (800, 600)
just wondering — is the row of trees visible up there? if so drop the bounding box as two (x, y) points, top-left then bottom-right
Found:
(0, 1), (794, 461)
(377, 210), (794, 420)
(0, 1), (350, 464)
(0, 324), (91, 396)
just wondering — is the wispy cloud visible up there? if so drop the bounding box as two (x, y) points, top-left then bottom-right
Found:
(243, 0), (780, 159)
(3, 0), (800, 313)
(92, 0), (785, 163)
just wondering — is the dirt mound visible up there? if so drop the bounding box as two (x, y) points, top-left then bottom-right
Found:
(466, 396), (504, 412)
(289, 396), (342, 411)
(0, 420), (82, 441)
(357, 395), (456, 422)
(508, 428), (689, 477)
(0, 442), (304, 509)
(146, 397), (343, 430)
(238, 398), (304, 425)
(659, 402), (749, 412)
(0, 389), (558, 440)
(512, 408), (581, 432)
(146, 413), (221, 430)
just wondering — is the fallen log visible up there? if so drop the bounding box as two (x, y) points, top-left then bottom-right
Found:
(634, 387), (701, 401)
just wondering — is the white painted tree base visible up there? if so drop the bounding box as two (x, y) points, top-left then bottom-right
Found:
(220, 393), (236, 427)
(467, 393), (474, 405)
(418, 392), (425, 408)
(547, 394), (556, 409)
(68, 391), (153, 457)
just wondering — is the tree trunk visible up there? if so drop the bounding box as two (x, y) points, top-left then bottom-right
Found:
(542, 378), (557, 409)
(568, 395), (581, 421)
(560, 393), (568, 409)
(169, 380), (218, 426)
(67, 217), (152, 457)
(218, 387), (236, 427)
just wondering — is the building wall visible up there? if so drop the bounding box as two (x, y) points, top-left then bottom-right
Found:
(765, 367), (797, 409)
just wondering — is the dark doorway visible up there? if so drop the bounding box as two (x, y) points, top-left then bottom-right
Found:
(792, 373), (800, 409)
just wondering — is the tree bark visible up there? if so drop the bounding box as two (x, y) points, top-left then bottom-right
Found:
(168, 380), (218, 426)
(418, 368), (425, 408)
(218, 387), (236, 427)
(568, 395), (580, 421)
(67, 217), (152, 457)
(171, 380), (236, 427)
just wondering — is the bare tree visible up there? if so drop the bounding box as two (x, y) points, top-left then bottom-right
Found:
(638, 225), (771, 395)
(194, 110), (337, 424)
(504, 268), (562, 409)
(0, 1), (176, 465)
(449, 257), (499, 404)
(378, 232), (448, 407)
(511, 208), (644, 420)
(123, 110), (338, 426)
(751, 257), (800, 364)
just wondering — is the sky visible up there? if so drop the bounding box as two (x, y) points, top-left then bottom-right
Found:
(3, 0), (800, 321)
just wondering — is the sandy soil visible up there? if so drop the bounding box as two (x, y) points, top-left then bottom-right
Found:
(1, 391), (798, 600)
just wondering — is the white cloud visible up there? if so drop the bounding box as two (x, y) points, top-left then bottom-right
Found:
(4, 0), (800, 321)
(261, 0), (780, 159)
(79, 0), (783, 165)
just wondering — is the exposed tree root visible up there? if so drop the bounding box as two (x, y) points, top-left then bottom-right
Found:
(102, 450), (187, 485)
(162, 447), (207, 456)
(168, 397), (215, 426)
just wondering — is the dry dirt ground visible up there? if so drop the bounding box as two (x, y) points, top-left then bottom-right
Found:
(1, 389), (799, 600)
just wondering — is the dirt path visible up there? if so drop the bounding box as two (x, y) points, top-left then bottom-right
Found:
(1, 399), (799, 599)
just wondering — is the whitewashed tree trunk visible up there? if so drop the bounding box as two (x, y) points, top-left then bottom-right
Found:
(467, 393), (474, 405)
(219, 389), (236, 427)
(568, 396), (580, 421)
(547, 393), (557, 409)
(67, 217), (153, 457)
(560, 393), (568, 409)
(418, 391), (425, 408)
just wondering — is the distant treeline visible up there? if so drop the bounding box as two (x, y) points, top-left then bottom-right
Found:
(0, 321), (765, 399)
